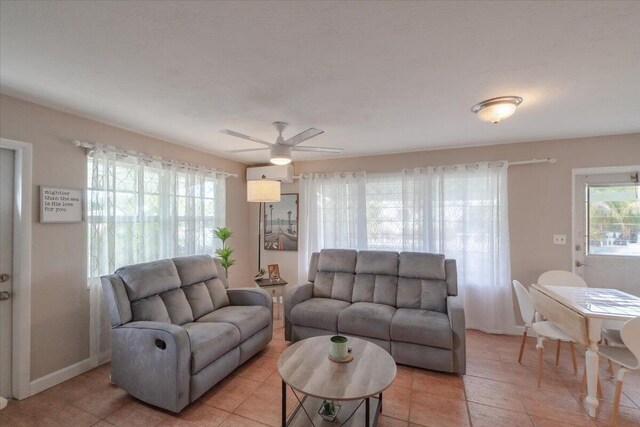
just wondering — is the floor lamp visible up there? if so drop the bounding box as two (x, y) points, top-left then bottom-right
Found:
(247, 175), (281, 273)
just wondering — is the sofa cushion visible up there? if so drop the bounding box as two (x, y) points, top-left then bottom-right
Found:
(183, 322), (240, 374)
(290, 298), (351, 331)
(172, 254), (219, 286)
(117, 259), (181, 301)
(131, 295), (171, 323)
(355, 251), (398, 275)
(159, 288), (194, 325)
(314, 249), (358, 300)
(338, 302), (396, 340)
(197, 305), (270, 341)
(205, 278), (230, 309)
(390, 308), (452, 349)
(399, 252), (446, 280)
(183, 282), (214, 319)
(317, 249), (358, 273)
(397, 277), (447, 313)
(352, 274), (398, 306)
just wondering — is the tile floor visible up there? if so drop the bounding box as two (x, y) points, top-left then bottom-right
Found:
(2, 307), (639, 426)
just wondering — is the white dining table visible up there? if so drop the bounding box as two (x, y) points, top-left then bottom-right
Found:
(540, 285), (640, 417)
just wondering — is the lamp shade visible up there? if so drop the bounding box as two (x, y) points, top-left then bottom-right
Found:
(247, 179), (281, 202)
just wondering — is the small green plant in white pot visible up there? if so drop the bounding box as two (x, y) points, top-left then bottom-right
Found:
(319, 400), (341, 421)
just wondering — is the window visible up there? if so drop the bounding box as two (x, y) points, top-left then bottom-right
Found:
(87, 149), (226, 278)
(587, 183), (640, 256)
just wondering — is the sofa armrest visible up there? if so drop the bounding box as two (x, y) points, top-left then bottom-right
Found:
(227, 288), (272, 311)
(447, 295), (466, 374)
(111, 321), (191, 413)
(284, 283), (314, 341)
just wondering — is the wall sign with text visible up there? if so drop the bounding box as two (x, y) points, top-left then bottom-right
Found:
(40, 186), (83, 223)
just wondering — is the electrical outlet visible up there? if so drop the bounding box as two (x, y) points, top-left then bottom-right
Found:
(553, 234), (567, 245)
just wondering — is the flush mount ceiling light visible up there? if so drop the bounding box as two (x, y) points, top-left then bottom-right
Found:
(471, 96), (523, 124)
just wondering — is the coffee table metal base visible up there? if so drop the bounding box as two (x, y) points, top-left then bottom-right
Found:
(283, 380), (381, 427)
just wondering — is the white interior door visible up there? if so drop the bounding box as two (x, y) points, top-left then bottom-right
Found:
(574, 168), (640, 296)
(0, 148), (15, 401)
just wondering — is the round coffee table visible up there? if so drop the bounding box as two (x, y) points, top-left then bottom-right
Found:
(278, 336), (397, 426)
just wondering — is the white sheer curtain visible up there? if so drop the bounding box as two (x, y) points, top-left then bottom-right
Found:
(87, 148), (227, 366)
(410, 163), (514, 333)
(297, 172), (367, 284)
(298, 162), (515, 333)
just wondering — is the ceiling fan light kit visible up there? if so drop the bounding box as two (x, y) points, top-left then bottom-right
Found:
(472, 96), (523, 124)
(269, 143), (292, 165)
(222, 121), (343, 164)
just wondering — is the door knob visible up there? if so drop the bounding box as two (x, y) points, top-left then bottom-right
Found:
(0, 291), (11, 301)
(575, 261), (588, 267)
(0, 273), (9, 282)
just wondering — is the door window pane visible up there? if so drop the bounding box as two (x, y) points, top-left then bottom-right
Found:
(588, 184), (640, 256)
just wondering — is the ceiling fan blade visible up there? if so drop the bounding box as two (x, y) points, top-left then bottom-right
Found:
(284, 128), (324, 146)
(220, 130), (273, 147)
(227, 148), (269, 153)
(292, 145), (343, 153)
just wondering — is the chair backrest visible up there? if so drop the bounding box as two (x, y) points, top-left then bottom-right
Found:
(538, 270), (587, 287)
(621, 317), (640, 370)
(512, 280), (535, 326)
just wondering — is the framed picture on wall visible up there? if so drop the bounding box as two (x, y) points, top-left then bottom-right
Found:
(263, 193), (298, 251)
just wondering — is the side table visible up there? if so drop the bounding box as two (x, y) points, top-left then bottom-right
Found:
(255, 278), (287, 319)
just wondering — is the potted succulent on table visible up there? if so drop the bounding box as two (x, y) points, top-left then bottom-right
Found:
(318, 400), (341, 421)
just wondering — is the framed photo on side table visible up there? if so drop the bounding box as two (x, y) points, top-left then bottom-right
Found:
(268, 264), (280, 280)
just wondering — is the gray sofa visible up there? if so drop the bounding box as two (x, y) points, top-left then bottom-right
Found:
(285, 249), (465, 374)
(101, 255), (272, 413)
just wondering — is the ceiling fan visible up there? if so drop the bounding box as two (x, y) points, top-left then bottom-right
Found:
(222, 122), (342, 165)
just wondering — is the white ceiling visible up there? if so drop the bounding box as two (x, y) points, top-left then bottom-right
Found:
(1, 1), (639, 165)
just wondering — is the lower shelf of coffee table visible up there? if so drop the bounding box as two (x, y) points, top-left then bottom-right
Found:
(286, 394), (381, 426)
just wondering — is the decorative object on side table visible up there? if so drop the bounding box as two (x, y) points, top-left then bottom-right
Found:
(254, 268), (267, 280)
(214, 227), (235, 278)
(318, 400), (341, 421)
(268, 263), (280, 280)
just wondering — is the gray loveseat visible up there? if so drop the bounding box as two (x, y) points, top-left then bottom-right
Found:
(285, 249), (465, 374)
(101, 255), (272, 412)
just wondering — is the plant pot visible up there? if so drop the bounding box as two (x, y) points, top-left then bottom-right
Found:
(318, 400), (341, 422)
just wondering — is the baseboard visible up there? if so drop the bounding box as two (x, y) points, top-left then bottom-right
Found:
(29, 357), (94, 396)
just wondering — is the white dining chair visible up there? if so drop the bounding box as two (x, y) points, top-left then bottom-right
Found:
(595, 317), (640, 427)
(512, 280), (578, 388)
(538, 270), (587, 287)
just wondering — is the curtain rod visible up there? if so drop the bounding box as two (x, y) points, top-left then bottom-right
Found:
(72, 140), (238, 178)
(292, 158), (557, 179)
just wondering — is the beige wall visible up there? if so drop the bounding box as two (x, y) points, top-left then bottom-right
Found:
(253, 133), (640, 323)
(1, 90), (639, 381)
(0, 94), (253, 380)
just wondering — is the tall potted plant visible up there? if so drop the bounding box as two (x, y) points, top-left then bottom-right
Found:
(214, 227), (235, 278)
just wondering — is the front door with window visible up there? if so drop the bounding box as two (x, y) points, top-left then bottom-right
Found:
(574, 168), (640, 296)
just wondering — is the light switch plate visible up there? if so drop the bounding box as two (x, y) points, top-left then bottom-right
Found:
(553, 234), (567, 245)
